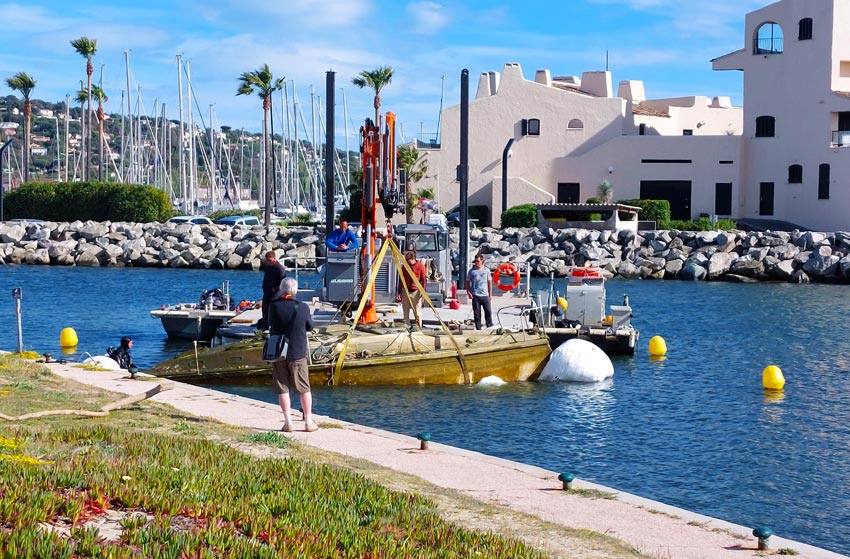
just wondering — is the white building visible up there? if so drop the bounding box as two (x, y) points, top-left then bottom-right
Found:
(421, 0), (850, 231)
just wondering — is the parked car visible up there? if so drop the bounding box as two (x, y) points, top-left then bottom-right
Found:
(215, 215), (261, 227)
(168, 215), (213, 225)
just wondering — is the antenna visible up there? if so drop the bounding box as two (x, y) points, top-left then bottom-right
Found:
(606, 50), (609, 72)
(436, 75), (445, 145)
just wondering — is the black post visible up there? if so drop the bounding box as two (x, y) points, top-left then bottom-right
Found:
(325, 70), (336, 237)
(501, 137), (515, 219)
(458, 69), (470, 289)
(0, 139), (14, 222)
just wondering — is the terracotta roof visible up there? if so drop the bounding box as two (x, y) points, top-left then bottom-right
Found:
(551, 81), (595, 97)
(833, 91), (850, 99)
(632, 103), (670, 118)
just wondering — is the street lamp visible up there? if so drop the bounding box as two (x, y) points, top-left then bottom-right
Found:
(1, 138), (15, 221)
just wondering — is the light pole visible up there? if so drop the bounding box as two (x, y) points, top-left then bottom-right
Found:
(53, 117), (61, 181)
(1, 138), (15, 221)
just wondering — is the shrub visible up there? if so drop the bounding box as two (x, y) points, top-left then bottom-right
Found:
(3, 182), (172, 222)
(667, 217), (738, 231)
(617, 199), (671, 227)
(207, 208), (263, 222)
(501, 204), (537, 228)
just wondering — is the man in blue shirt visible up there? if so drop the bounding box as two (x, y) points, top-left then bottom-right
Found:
(325, 220), (359, 252)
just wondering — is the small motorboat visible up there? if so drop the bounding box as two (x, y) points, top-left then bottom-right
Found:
(151, 281), (240, 341)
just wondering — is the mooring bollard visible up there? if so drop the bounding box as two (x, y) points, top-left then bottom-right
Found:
(417, 432), (431, 451)
(752, 527), (772, 550)
(558, 472), (575, 490)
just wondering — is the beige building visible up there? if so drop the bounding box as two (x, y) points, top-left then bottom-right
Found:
(420, 0), (850, 231)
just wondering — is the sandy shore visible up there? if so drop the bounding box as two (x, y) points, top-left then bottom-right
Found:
(17, 359), (848, 559)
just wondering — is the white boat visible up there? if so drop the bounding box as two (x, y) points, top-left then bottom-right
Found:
(151, 282), (238, 341)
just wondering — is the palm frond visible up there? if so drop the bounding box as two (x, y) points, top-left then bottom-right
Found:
(70, 37), (98, 58)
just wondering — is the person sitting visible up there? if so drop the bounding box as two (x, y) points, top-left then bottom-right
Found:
(325, 220), (359, 252)
(107, 336), (135, 370)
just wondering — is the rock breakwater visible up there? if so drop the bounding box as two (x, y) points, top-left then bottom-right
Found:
(2, 220), (849, 283)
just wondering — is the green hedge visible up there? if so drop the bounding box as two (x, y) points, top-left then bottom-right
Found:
(501, 204), (537, 228)
(3, 182), (172, 223)
(207, 208), (263, 222)
(616, 199), (671, 227)
(667, 217), (738, 231)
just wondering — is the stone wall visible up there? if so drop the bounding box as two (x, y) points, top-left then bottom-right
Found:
(2, 220), (849, 283)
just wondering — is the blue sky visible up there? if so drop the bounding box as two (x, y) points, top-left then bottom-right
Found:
(1, 0), (766, 143)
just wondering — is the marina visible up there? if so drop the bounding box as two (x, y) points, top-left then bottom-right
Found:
(1, 265), (849, 555)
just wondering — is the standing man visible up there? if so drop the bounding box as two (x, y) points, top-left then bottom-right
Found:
(466, 254), (493, 330)
(261, 250), (286, 330)
(397, 250), (427, 329)
(325, 220), (360, 252)
(269, 277), (317, 432)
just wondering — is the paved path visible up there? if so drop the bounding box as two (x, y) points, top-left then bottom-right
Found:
(35, 361), (847, 559)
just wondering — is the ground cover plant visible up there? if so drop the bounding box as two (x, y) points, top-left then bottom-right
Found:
(0, 354), (552, 558)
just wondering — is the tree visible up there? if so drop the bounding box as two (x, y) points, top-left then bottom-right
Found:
(5, 72), (37, 183)
(597, 180), (613, 203)
(71, 37), (97, 181)
(76, 85), (108, 181)
(237, 64), (283, 226)
(413, 187), (436, 223)
(351, 66), (393, 126)
(397, 144), (428, 223)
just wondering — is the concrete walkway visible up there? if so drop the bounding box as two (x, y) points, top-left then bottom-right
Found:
(35, 361), (847, 559)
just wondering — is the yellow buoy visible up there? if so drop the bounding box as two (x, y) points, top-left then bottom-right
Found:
(762, 365), (786, 390)
(556, 297), (568, 311)
(648, 336), (667, 357)
(59, 327), (78, 348)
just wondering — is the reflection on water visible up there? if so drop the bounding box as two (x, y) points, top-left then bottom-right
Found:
(2, 267), (850, 555)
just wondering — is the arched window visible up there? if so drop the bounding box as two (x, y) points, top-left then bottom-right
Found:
(798, 18), (813, 41)
(754, 22), (784, 54)
(788, 164), (803, 183)
(755, 115), (776, 138)
(567, 118), (584, 130)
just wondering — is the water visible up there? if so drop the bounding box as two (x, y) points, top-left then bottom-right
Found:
(2, 266), (849, 555)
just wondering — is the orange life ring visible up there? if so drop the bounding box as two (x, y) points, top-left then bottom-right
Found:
(570, 267), (601, 278)
(493, 263), (521, 292)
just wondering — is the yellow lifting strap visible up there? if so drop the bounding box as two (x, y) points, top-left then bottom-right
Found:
(390, 239), (469, 382)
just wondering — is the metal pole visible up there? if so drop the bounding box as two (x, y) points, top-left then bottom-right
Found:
(325, 70), (336, 235)
(0, 138), (14, 221)
(458, 69), (470, 288)
(16, 298), (23, 353)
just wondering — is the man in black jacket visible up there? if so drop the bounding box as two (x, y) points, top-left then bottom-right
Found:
(268, 277), (317, 432)
(260, 250), (286, 330)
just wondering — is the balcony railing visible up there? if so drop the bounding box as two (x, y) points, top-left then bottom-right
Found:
(753, 37), (784, 54)
(832, 130), (850, 147)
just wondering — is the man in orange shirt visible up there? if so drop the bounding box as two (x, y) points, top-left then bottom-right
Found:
(397, 250), (427, 329)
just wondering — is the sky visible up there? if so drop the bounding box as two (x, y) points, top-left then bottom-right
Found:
(0, 0), (768, 145)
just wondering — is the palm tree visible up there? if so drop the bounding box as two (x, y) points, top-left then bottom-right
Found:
(397, 144), (428, 223)
(237, 64), (283, 226)
(597, 180), (614, 203)
(5, 72), (37, 183)
(76, 85), (108, 181)
(351, 66), (393, 126)
(71, 37), (97, 181)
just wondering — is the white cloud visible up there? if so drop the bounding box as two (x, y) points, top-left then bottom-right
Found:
(406, 2), (449, 35)
(227, 0), (372, 27)
(0, 3), (72, 30)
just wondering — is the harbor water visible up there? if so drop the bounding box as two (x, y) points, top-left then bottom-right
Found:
(1, 265), (849, 555)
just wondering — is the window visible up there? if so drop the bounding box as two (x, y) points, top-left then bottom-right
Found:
(754, 22), (784, 54)
(755, 115), (776, 137)
(788, 164), (803, 183)
(522, 118), (540, 136)
(798, 18), (813, 41)
(683, 129), (693, 136)
(557, 183), (581, 204)
(819, 164), (830, 199)
(639, 123), (646, 136)
(567, 118), (584, 130)
(715, 183), (732, 216)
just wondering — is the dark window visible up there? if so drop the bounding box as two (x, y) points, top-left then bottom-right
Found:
(839, 111), (850, 131)
(798, 18), (813, 40)
(759, 182), (774, 216)
(715, 183), (732, 215)
(567, 119), (583, 130)
(683, 129), (693, 136)
(819, 164), (830, 199)
(788, 164), (803, 183)
(641, 159), (693, 164)
(639, 123), (646, 136)
(755, 115), (775, 137)
(522, 118), (540, 136)
(557, 183), (581, 204)
(719, 160), (734, 165)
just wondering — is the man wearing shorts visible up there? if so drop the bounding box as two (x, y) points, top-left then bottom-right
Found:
(269, 277), (317, 432)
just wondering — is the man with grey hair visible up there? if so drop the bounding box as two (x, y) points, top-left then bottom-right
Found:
(268, 277), (317, 432)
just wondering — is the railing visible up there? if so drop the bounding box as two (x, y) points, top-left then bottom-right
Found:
(753, 37), (784, 54)
(832, 130), (850, 147)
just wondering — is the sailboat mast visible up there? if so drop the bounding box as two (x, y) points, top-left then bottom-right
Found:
(342, 87), (350, 187)
(64, 94), (70, 182)
(177, 55), (186, 212)
(209, 103), (217, 208)
(293, 81), (300, 210)
(187, 60), (196, 212)
(124, 51), (133, 184)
